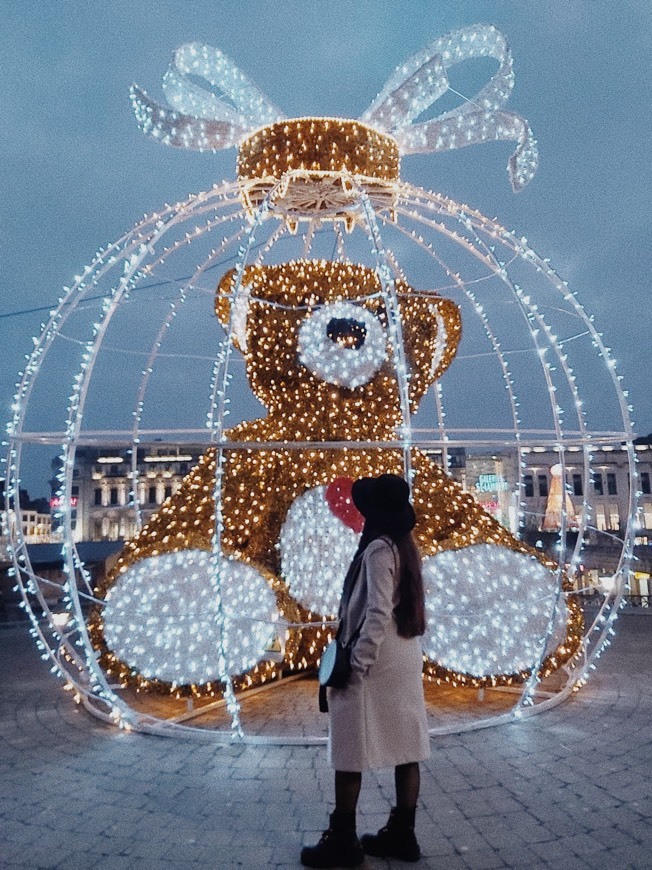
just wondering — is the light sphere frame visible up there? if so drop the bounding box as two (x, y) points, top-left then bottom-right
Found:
(5, 171), (638, 743)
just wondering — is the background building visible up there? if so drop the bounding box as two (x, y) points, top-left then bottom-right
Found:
(0, 508), (54, 544)
(51, 444), (206, 543)
(427, 439), (652, 594)
(39, 438), (652, 596)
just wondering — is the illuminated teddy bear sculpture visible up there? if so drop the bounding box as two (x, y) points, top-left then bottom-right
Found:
(94, 258), (581, 695)
(91, 24), (583, 697)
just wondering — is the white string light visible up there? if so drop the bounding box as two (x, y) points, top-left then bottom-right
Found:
(4, 25), (639, 743)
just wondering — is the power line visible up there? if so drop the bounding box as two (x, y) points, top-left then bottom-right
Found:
(0, 254), (235, 321)
(0, 230), (319, 322)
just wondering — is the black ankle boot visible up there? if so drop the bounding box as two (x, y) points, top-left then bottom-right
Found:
(301, 810), (364, 868)
(361, 806), (421, 862)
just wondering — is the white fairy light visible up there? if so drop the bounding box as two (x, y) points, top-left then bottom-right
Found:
(132, 24), (537, 190)
(6, 179), (637, 733)
(131, 43), (283, 152)
(280, 486), (359, 616)
(103, 550), (278, 683)
(422, 544), (568, 676)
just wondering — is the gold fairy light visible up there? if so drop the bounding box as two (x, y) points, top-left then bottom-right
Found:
(237, 117), (400, 218)
(93, 260), (582, 696)
(91, 26), (579, 701)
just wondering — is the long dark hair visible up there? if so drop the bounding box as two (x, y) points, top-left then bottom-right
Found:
(357, 524), (426, 639)
(393, 532), (426, 639)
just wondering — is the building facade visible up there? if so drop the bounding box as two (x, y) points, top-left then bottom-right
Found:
(427, 441), (652, 593)
(52, 445), (207, 543)
(47, 439), (652, 593)
(0, 509), (55, 545)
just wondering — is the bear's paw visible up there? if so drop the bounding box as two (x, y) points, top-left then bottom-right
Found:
(422, 543), (568, 678)
(102, 550), (279, 684)
(280, 485), (360, 617)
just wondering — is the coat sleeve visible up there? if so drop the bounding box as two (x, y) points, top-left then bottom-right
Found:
(349, 540), (396, 675)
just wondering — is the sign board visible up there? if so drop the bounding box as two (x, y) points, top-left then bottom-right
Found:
(475, 473), (510, 493)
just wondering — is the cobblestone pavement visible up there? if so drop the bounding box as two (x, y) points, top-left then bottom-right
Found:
(2, 614), (652, 870)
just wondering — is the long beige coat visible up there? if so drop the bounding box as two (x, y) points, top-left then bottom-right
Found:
(327, 537), (431, 772)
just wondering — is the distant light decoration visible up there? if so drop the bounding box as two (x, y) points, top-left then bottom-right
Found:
(298, 301), (387, 388)
(102, 550), (278, 682)
(422, 544), (568, 679)
(5, 23), (637, 742)
(280, 484), (359, 616)
(50, 496), (78, 508)
(542, 463), (579, 531)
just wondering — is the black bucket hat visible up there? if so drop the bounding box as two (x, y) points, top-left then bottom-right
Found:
(352, 473), (416, 534)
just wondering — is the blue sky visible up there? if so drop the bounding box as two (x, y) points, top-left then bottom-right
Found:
(3, 1), (651, 496)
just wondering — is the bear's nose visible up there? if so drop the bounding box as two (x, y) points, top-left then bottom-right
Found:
(326, 317), (367, 350)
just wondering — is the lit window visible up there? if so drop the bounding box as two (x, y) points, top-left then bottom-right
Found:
(609, 505), (620, 529)
(644, 505), (652, 529)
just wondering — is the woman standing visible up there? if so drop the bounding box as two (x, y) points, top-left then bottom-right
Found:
(301, 474), (430, 868)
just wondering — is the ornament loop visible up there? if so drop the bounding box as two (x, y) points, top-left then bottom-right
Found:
(130, 42), (284, 152)
(131, 26), (537, 185)
(361, 24), (538, 191)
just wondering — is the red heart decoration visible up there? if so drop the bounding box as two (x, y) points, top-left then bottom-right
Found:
(325, 477), (364, 534)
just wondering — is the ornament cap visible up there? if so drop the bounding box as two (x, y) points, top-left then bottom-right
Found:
(236, 117), (400, 219)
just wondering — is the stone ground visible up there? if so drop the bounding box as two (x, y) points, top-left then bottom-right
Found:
(1, 613), (651, 870)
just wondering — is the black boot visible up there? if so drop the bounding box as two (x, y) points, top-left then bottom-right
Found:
(361, 806), (421, 862)
(301, 810), (364, 868)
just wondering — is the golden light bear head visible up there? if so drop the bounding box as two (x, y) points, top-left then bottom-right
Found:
(216, 259), (461, 438)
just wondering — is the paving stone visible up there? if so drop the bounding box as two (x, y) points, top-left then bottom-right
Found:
(460, 848), (508, 869)
(3, 615), (652, 868)
(585, 846), (651, 869)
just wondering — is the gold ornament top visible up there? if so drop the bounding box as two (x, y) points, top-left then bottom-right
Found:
(132, 27), (538, 192)
(236, 118), (400, 219)
(237, 117), (400, 185)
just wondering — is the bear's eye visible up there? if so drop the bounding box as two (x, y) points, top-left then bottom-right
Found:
(297, 301), (387, 388)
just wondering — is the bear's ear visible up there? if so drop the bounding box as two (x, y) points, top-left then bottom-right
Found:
(428, 296), (462, 381)
(400, 294), (462, 409)
(215, 268), (251, 352)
